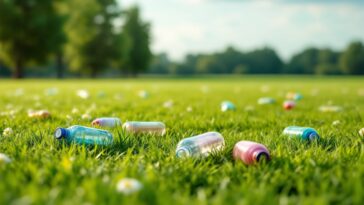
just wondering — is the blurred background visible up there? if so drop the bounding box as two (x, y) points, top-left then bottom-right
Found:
(0, 0), (363, 78)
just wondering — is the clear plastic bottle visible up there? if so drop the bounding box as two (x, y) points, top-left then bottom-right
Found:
(233, 141), (270, 165)
(54, 125), (113, 145)
(122, 121), (165, 136)
(92, 117), (122, 128)
(176, 132), (225, 158)
(283, 126), (320, 140)
(258, 97), (276, 105)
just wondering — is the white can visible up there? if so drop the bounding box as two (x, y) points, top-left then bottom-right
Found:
(123, 121), (166, 136)
(92, 117), (122, 128)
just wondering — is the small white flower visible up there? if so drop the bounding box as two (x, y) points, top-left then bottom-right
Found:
(359, 128), (364, 137)
(71, 108), (79, 114)
(332, 120), (341, 126)
(82, 113), (92, 120)
(0, 153), (11, 164)
(2, 127), (13, 137)
(116, 178), (142, 195)
(138, 90), (149, 99)
(186, 106), (193, 112)
(163, 100), (173, 108)
(77, 89), (90, 99)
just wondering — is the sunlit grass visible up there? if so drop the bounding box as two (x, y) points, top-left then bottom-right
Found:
(0, 77), (363, 204)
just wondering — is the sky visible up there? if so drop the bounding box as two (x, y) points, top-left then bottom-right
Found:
(119, 0), (364, 61)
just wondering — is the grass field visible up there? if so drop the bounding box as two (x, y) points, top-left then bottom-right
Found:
(0, 76), (364, 205)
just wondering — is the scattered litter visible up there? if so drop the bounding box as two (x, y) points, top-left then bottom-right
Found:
(283, 100), (295, 110)
(123, 121), (166, 136)
(28, 110), (51, 118)
(54, 125), (113, 145)
(283, 126), (320, 140)
(286, 92), (303, 101)
(221, 101), (236, 112)
(176, 132), (224, 158)
(258, 97), (275, 105)
(92, 117), (122, 128)
(233, 141), (270, 165)
(138, 90), (149, 99)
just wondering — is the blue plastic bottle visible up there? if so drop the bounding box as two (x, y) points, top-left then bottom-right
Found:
(283, 126), (320, 140)
(54, 125), (113, 145)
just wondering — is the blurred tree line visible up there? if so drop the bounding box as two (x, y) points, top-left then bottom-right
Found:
(0, 0), (363, 78)
(150, 41), (364, 75)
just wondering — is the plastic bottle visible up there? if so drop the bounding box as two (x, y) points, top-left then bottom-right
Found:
(258, 97), (275, 105)
(283, 126), (320, 140)
(28, 110), (51, 118)
(221, 101), (236, 112)
(176, 132), (224, 158)
(122, 121), (165, 136)
(283, 100), (295, 110)
(233, 141), (270, 165)
(92, 117), (122, 128)
(54, 125), (113, 145)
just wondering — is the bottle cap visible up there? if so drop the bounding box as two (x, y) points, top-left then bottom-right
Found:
(176, 147), (190, 158)
(54, 127), (68, 139)
(255, 152), (270, 162)
(308, 132), (319, 140)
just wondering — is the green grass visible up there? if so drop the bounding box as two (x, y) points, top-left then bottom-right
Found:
(0, 76), (364, 205)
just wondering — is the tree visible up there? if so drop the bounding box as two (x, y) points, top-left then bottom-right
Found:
(64, 0), (120, 77)
(149, 53), (172, 74)
(286, 48), (319, 74)
(340, 41), (364, 75)
(0, 0), (65, 78)
(315, 49), (341, 75)
(121, 6), (151, 76)
(246, 47), (283, 74)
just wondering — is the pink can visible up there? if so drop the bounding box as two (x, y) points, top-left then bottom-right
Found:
(233, 141), (270, 165)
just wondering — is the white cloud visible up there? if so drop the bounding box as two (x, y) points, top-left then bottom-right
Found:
(119, 0), (364, 60)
